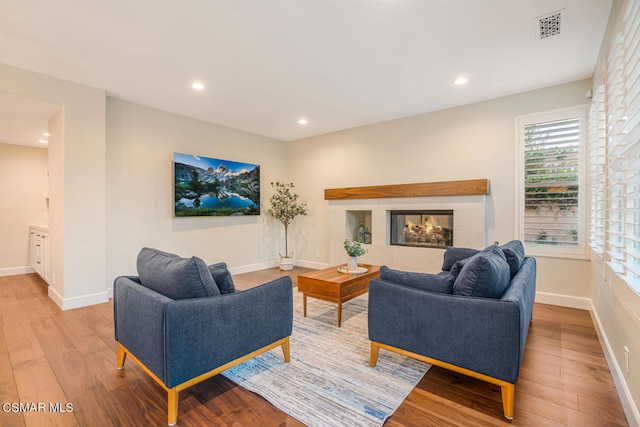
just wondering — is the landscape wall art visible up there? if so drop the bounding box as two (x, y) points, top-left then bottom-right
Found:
(174, 152), (260, 217)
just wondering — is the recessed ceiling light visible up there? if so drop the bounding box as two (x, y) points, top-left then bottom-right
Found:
(43, 132), (49, 137)
(191, 82), (205, 90)
(38, 139), (47, 144)
(298, 118), (308, 125)
(454, 76), (469, 86)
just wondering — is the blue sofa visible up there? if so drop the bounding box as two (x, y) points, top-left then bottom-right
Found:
(368, 241), (536, 419)
(113, 248), (293, 425)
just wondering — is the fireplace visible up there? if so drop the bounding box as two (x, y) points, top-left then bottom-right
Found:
(390, 210), (453, 249)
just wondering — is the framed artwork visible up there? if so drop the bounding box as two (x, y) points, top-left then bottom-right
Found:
(174, 152), (260, 217)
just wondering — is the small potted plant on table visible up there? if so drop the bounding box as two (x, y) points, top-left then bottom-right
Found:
(343, 239), (367, 271)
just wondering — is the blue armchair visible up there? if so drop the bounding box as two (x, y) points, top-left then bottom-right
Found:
(368, 242), (536, 419)
(113, 248), (293, 425)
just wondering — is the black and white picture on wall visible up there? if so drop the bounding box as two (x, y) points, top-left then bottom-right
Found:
(174, 152), (260, 217)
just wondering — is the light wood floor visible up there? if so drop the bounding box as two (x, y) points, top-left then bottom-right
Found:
(0, 269), (629, 426)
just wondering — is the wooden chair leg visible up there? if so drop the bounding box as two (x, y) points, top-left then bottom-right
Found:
(168, 388), (178, 426)
(501, 383), (515, 420)
(116, 343), (127, 370)
(369, 342), (381, 367)
(281, 337), (291, 362)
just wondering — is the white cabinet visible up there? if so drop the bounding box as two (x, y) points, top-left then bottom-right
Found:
(30, 226), (50, 284)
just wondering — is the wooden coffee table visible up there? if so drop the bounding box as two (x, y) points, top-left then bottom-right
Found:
(298, 264), (380, 327)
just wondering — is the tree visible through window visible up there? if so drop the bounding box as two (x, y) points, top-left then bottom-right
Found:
(516, 106), (587, 258)
(524, 118), (580, 246)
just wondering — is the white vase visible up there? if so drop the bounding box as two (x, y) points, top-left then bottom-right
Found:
(279, 256), (294, 271)
(347, 256), (358, 269)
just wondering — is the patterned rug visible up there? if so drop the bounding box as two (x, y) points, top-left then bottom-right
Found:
(222, 290), (430, 427)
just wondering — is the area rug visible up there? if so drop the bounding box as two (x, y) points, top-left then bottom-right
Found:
(222, 290), (430, 427)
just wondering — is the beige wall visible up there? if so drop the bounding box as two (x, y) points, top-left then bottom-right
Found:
(105, 98), (289, 287)
(591, 258), (640, 425)
(289, 79), (593, 298)
(589, 1), (640, 423)
(0, 63), (107, 309)
(0, 143), (48, 272)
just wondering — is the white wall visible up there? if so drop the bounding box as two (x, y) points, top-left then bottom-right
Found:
(105, 98), (290, 288)
(0, 143), (48, 274)
(589, 1), (640, 424)
(289, 79), (593, 299)
(591, 258), (640, 426)
(0, 63), (107, 310)
(326, 196), (487, 272)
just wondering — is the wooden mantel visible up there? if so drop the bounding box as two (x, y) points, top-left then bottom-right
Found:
(324, 179), (489, 200)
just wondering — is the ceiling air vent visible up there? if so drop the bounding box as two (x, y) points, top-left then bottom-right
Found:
(535, 9), (565, 40)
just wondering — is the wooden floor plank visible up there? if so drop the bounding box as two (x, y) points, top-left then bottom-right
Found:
(578, 394), (630, 426)
(30, 317), (116, 397)
(49, 312), (110, 356)
(69, 378), (168, 426)
(515, 376), (580, 411)
(399, 386), (506, 427)
(12, 357), (79, 426)
(0, 269), (630, 427)
(0, 312), (26, 427)
(6, 274), (43, 300)
(514, 391), (627, 427)
(1, 298), (46, 365)
(520, 348), (563, 377)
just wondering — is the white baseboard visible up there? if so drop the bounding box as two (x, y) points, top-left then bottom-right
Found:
(589, 301), (640, 427)
(228, 260), (279, 275)
(534, 291), (592, 310)
(0, 266), (35, 277)
(47, 286), (109, 311)
(295, 259), (329, 270)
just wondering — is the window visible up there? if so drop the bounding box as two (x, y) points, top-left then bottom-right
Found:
(588, 85), (606, 256)
(516, 106), (588, 258)
(599, 0), (640, 294)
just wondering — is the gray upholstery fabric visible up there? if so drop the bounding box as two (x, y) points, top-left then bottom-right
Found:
(448, 245), (493, 278)
(368, 257), (536, 384)
(441, 246), (481, 271)
(380, 266), (454, 294)
(443, 241), (526, 278)
(500, 258), (537, 365)
(113, 274), (293, 388)
(452, 245), (511, 298)
(136, 247), (220, 300)
(208, 262), (236, 294)
(500, 240), (526, 278)
(113, 276), (172, 381)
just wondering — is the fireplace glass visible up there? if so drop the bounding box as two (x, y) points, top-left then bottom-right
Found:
(390, 210), (453, 249)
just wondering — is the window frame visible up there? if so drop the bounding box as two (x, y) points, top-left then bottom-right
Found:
(515, 105), (589, 259)
(588, 84), (607, 258)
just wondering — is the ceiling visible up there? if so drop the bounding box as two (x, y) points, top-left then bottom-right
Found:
(0, 0), (613, 144)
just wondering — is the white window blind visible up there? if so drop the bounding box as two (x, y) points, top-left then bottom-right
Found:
(523, 118), (581, 247)
(588, 84), (606, 256)
(516, 106), (587, 258)
(603, 0), (640, 294)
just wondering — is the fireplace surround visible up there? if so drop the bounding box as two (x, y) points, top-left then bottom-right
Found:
(325, 179), (489, 273)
